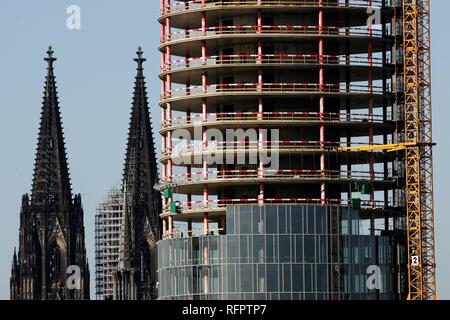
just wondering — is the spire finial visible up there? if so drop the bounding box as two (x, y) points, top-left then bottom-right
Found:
(12, 247), (17, 265)
(134, 47), (146, 69)
(45, 46), (56, 68)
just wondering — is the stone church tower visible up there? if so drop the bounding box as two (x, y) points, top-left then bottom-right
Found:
(113, 48), (162, 300)
(10, 47), (90, 300)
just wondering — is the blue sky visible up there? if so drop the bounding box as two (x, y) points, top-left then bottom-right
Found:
(0, 1), (448, 300)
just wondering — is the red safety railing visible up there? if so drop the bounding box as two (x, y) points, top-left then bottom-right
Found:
(162, 111), (389, 128)
(161, 0), (386, 15)
(162, 169), (391, 184)
(163, 82), (385, 99)
(162, 54), (386, 72)
(162, 25), (384, 43)
(164, 140), (391, 157)
(162, 196), (399, 215)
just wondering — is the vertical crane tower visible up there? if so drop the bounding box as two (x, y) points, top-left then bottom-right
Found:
(403, 0), (436, 300)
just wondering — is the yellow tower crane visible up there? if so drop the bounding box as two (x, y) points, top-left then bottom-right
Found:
(339, 139), (436, 300)
(339, 0), (436, 300)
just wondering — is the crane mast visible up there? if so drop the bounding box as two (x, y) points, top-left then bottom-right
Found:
(416, 0), (436, 300)
(402, 0), (436, 300)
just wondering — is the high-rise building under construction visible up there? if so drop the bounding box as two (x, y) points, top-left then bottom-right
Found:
(95, 188), (123, 300)
(157, 0), (436, 300)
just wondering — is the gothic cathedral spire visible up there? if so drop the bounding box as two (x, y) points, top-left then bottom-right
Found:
(10, 47), (90, 300)
(113, 47), (162, 300)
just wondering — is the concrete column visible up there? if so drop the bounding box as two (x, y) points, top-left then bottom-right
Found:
(163, 218), (167, 238)
(368, 0), (375, 210)
(200, 7), (209, 237)
(258, 9), (264, 205)
(168, 215), (173, 239)
(188, 220), (192, 237)
(167, 104), (173, 182)
(166, 3), (173, 184)
(319, 2), (326, 204)
(187, 165), (192, 211)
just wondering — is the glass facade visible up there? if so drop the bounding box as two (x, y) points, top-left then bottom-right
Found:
(158, 206), (399, 300)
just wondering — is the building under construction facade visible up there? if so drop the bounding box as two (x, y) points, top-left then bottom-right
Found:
(157, 0), (436, 300)
(95, 188), (123, 300)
